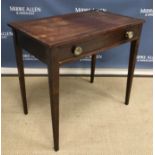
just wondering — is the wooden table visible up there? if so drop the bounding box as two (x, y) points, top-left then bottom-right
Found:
(8, 10), (144, 151)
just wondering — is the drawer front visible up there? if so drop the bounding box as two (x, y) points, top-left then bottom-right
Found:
(57, 24), (141, 63)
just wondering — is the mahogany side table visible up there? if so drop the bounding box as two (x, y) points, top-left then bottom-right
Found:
(8, 11), (144, 151)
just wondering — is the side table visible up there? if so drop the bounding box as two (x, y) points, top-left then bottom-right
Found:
(8, 10), (144, 151)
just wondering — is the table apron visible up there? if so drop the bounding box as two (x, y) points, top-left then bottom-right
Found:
(56, 24), (142, 64)
(16, 24), (142, 65)
(17, 31), (48, 64)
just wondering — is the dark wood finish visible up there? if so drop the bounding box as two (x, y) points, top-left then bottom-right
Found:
(8, 11), (144, 47)
(125, 40), (141, 105)
(90, 54), (96, 83)
(56, 24), (141, 64)
(8, 10), (144, 151)
(125, 24), (142, 105)
(17, 31), (48, 63)
(12, 30), (28, 114)
(47, 49), (59, 151)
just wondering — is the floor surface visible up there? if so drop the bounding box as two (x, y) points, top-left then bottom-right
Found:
(1, 76), (153, 155)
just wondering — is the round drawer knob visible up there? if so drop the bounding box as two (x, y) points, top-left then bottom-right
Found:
(73, 46), (83, 56)
(125, 31), (134, 39)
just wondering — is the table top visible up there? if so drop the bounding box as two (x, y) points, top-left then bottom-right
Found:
(9, 10), (144, 47)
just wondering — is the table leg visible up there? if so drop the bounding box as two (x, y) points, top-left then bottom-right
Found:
(90, 54), (96, 83)
(48, 57), (59, 151)
(13, 30), (28, 114)
(125, 40), (140, 105)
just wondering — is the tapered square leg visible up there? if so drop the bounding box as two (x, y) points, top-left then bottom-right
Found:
(90, 54), (96, 83)
(125, 39), (140, 105)
(12, 30), (28, 114)
(48, 52), (59, 151)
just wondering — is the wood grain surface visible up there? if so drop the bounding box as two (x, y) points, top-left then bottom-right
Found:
(8, 11), (144, 47)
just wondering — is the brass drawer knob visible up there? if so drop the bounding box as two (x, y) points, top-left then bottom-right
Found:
(73, 46), (83, 56)
(125, 31), (134, 39)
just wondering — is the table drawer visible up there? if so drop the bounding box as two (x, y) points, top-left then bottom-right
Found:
(57, 24), (142, 63)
